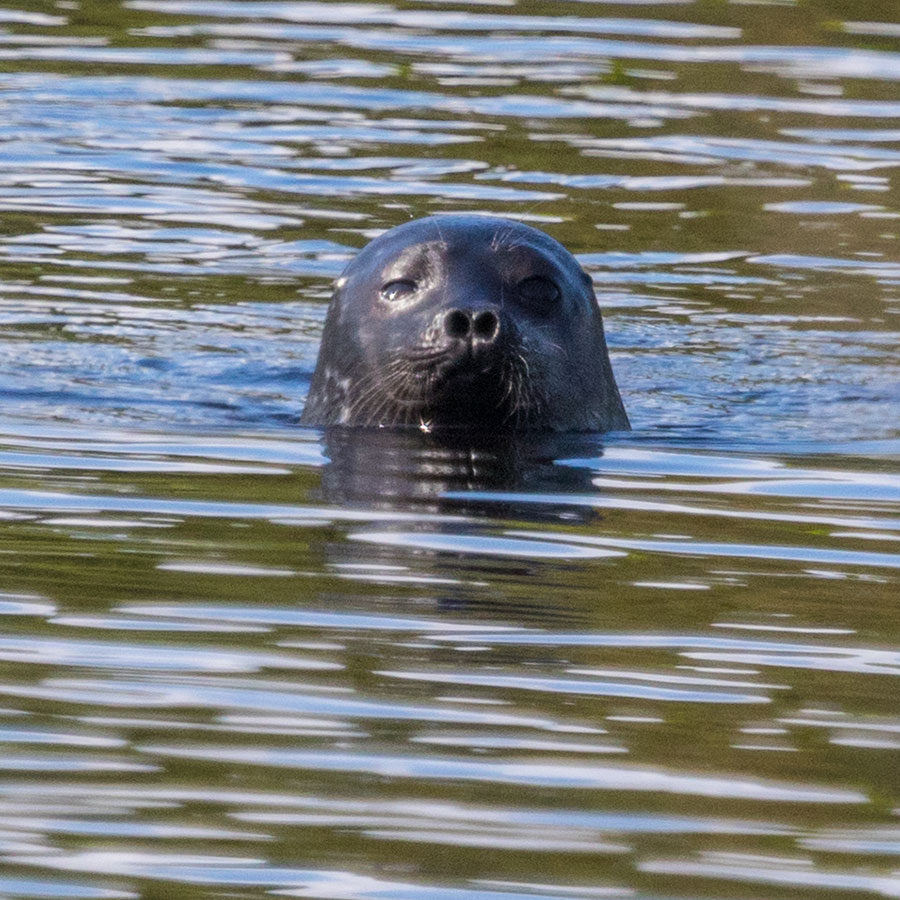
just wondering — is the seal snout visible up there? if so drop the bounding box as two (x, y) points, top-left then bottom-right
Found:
(442, 308), (501, 344)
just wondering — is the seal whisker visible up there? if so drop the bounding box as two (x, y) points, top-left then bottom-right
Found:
(346, 364), (413, 422)
(401, 345), (455, 364)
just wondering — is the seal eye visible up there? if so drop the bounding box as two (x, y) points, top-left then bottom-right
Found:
(517, 275), (560, 305)
(380, 279), (418, 302)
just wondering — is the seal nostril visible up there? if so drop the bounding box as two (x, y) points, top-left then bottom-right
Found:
(473, 310), (500, 342)
(444, 309), (471, 339)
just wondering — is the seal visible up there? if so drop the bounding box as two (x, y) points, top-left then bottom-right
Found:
(300, 215), (629, 432)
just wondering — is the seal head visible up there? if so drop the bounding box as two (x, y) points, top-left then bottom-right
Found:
(300, 216), (629, 432)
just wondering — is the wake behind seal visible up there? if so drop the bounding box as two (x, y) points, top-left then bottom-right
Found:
(300, 215), (629, 432)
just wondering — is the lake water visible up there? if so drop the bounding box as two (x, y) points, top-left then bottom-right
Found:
(1, 1), (899, 898)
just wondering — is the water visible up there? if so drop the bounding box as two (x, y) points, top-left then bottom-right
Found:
(0, 0), (899, 897)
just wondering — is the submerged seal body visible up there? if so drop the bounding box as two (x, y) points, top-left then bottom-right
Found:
(300, 215), (629, 432)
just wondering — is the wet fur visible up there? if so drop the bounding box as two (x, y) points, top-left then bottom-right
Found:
(300, 215), (629, 432)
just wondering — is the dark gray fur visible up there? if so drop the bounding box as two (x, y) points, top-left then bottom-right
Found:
(301, 215), (629, 432)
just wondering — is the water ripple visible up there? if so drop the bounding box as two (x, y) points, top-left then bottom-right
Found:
(0, 3), (898, 899)
(137, 744), (867, 803)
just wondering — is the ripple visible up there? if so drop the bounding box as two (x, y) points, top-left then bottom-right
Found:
(577, 135), (900, 171)
(0, 488), (465, 524)
(0, 816), (266, 841)
(765, 201), (884, 215)
(0, 71), (684, 122)
(117, 603), (525, 633)
(0, 877), (135, 899)
(0, 11), (67, 25)
(0, 449), (288, 475)
(0, 635), (339, 673)
(409, 734), (626, 754)
(1, 854), (627, 899)
(234, 796), (792, 836)
(428, 631), (900, 678)
(581, 84), (900, 116)
(0, 677), (591, 732)
(800, 827), (900, 856)
(126, 2), (740, 40)
(156, 561), (297, 577)
(749, 253), (900, 279)
(0, 594), (55, 616)
(378, 668), (773, 704)
(138, 745), (866, 803)
(0, 45), (290, 66)
(0, 755), (158, 774)
(508, 529), (900, 570)
(0, 728), (123, 748)
(842, 21), (900, 39)
(349, 530), (627, 559)
(639, 852), (900, 895)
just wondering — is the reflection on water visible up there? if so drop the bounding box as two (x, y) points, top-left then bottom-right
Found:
(1, 426), (898, 900)
(0, 0), (899, 898)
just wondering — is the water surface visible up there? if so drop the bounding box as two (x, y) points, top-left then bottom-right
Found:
(0, 1), (899, 898)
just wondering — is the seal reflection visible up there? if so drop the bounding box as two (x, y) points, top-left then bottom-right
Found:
(317, 426), (604, 519)
(310, 427), (615, 620)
